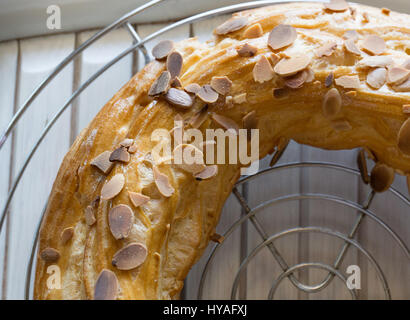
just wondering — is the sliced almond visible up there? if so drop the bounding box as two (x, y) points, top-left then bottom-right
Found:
(120, 138), (134, 148)
(322, 88), (342, 119)
(171, 76), (182, 88)
(101, 174), (125, 200)
(237, 43), (258, 57)
(357, 56), (393, 68)
(128, 142), (138, 154)
(304, 68), (315, 83)
(370, 163), (395, 192)
(165, 88), (194, 109)
(253, 55), (274, 83)
(362, 35), (386, 55)
(403, 104), (410, 114)
(315, 41), (337, 57)
(184, 83), (201, 94)
(212, 113), (239, 134)
(243, 23), (263, 39)
(148, 71), (171, 96)
(85, 205), (96, 226)
(189, 106), (209, 128)
(268, 24), (297, 50)
(366, 67), (387, 89)
(387, 66), (410, 85)
(173, 144), (206, 174)
(274, 54), (311, 77)
(357, 149), (370, 184)
(129, 191), (150, 207)
(109, 146), (130, 163)
(284, 70), (308, 89)
(343, 30), (359, 41)
(108, 204), (133, 240)
(153, 166), (174, 197)
(381, 7), (391, 15)
(94, 269), (118, 300)
(210, 233), (225, 244)
(335, 75), (361, 89)
(194, 165), (218, 180)
(112, 243), (148, 270)
(392, 76), (410, 92)
(403, 58), (410, 70)
(152, 40), (174, 60)
(324, 0), (349, 12)
(325, 72), (334, 87)
(197, 85), (219, 104)
(166, 51), (183, 79)
(211, 76), (232, 95)
(40, 247), (60, 263)
(215, 16), (248, 35)
(91, 151), (114, 174)
(60, 227), (74, 244)
(398, 118), (410, 155)
(344, 39), (361, 55)
(233, 93), (247, 104)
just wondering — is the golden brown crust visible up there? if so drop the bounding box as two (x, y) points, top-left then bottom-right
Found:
(35, 2), (410, 299)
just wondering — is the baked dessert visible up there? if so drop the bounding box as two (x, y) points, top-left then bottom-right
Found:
(34, 1), (410, 299)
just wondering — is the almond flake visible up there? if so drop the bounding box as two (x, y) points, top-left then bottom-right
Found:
(357, 149), (370, 184)
(153, 166), (174, 197)
(366, 67), (387, 89)
(215, 16), (248, 35)
(109, 146), (130, 163)
(211, 76), (232, 95)
(392, 77), (410, 92)
(325, 72), (334, 87)
(129, 191), (150, 207)
(284, 70), (308, 89)
(128, 142), (138, 154)
(212, 113), (239, 134)
(101, 174), (125, 200)
(403, 104), (410, 114)
(335, 75), (361, 89)
(387, 66), (410, 85)
(237, 43), (258, 57)
(171, 76), (182, 88)
(253, 56), (274, 83)
(268, 24), (297, 50)
(184, 83), (201, 94)
(165, 88), (194, 109)
(120, 138), (134, 148)
(362, 35), (386, 55)
(324, 0), (349, 12)
(398, 118), (410, 155)
(166, 51), (183, 79)
(322, 88), (342, 119)
(315, 41), (337, 57)
(94, 269), (118, 300)
(40, 247), (60, 263)
(108, 204), (133, 240)
(343, 30), (359, 41)
(381, 8), (390, 15)
(60, 227), (74, 244)
(357, 56), (393, 69)
(112, 243), (147, 270)
(197, 85), (219, 103)
(210, 233), (225, 244)
(152, 40), (174, 60)
(403, 58), (410, 70)
(173, 144), (206, 174)
(91, 151), (114, 174)
(344, 39), (361, 55)
(148, 71), (171, 96)
(243, 23), (263, 39)
(194, 165), (218, 180)
(370, 163), (395, 192)
(274, 54), (311, 77)
(85, 205), (96, 226)
(233, 93), (247, 104)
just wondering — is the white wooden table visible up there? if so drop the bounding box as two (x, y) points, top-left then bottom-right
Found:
(0, 0), (409, 300)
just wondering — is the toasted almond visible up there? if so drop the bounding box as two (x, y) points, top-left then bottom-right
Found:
(398, 118), (410, 155)
(112, 243), (147, 270)
(197, 85), (219, 103)
(165, 88), (194, 109)
(357, 149), (370, 184)
(274, 54), (311, 77)
(128, 142), (138, 154)
(94, 269), (118, 300)
(284, 70), (308, 89)
(345, 90), (357, 97)
(403, 58), (410, 70)
(366, 67), (387, 89)
(194, 165), (218, 180)
(403, 104), (410, 114)
(215, 16), (248, 35)
(210, 233), (225, 244)
(153, 166), (174, 197)
(60, 227), (74, 244)
(335, 75), (361, 89)
(324, 0), (349, 12)
(344, 39), (361, 55)
(304, 68), (315, 83)
(331, 119), (352, 131)
(322, 88), (342, 119)
(184, 83), (201, 94)
(370, 163), (395, 192)
(268, 24), (297, 50)
(212, 113), (239, 134)
(120, 138), (134, 148)
(325, 72), (334, 87)
(362, 35), (386, 55)
(108, 204), (133, 240)
(85, 205), (96, 226)
(129, 191), (150, 207)
(243, 111), (258, 130)
(101, 174), (125, 200)
(152, 40), (174, 60)
(233, 93), (247, 104)
(381, 7), (391, 15)
(357, 56), (393, 68)
(173, 144), (206, 174)
(211, 76), (232, 95)
(148, 71), (171, 96)
(392, 76), (410, 92)
(237, 43), (258, 57)
(387, 66), (410, 85)
(253, 56), (274, 83)
(40, 247), (60, 263)
(166, 51), (183, 79)
(273, 88), (289, 99)
(343, 30), (359, 41)
(243, 23), (263, 38)
(109, 146), (130, 163)
(315, 41), (337, 57)
(91, 151), (114, 174)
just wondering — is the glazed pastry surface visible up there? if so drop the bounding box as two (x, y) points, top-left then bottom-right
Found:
(34, 2), (410, 299)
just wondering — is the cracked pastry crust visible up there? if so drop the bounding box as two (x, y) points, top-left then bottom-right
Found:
(34, 2), (410, 299)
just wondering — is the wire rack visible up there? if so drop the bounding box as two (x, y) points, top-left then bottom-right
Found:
(0, 0), (409, 300)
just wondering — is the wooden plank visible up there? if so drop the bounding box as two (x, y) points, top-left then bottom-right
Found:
(6, 34), (75, 299)
(0, 40), (18, 299)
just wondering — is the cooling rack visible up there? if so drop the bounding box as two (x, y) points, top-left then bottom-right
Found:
(0, 0), (409, 300)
